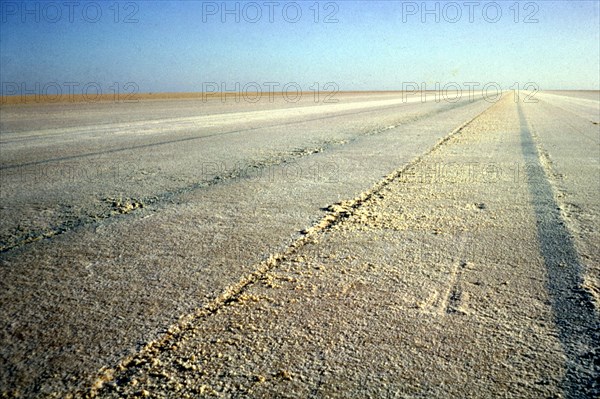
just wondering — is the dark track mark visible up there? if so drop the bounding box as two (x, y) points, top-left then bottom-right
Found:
(446, 261), (468, 314)
(518, 104), (599, 398)
(309, 349), (327, 399)
(447, 287), (462, 312)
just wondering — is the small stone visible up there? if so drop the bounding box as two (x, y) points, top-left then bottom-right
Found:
(277, 369), (292, 380)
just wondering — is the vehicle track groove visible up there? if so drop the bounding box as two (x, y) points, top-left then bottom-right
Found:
(82, 97), (498, 398)
(0, 99), (483, 254)
(518, 103), (599, 398)
(1, 99), (477, 170)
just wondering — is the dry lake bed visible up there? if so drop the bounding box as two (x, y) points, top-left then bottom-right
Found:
(1, 91), (598, 398)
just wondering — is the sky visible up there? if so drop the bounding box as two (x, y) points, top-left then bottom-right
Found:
(1, 0), (599, 94)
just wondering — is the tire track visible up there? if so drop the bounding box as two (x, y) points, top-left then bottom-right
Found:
(1, 99), (473, 171)
(537, 99), (600, 144)
(1, 105), (389, 170)
(537, 93), (600, 125)
(83, 98), (498, 398)
(0, 99), (481, 254)
(518, 103), (599, 398)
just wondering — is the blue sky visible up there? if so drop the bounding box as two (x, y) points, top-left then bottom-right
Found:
(1, 1), (599, 94)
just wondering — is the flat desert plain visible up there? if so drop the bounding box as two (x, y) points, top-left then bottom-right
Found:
(0, 91), (598, 398)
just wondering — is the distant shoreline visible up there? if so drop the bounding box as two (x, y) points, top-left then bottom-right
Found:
(1, 90), (598, 106)
(0, 91), (398, 105)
